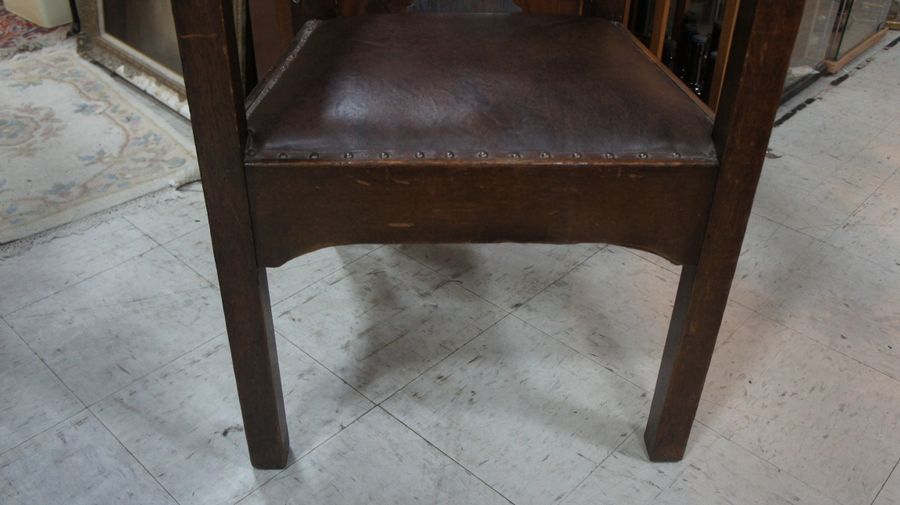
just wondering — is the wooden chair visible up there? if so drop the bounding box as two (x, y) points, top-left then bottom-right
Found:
(171, 0), (806, 469)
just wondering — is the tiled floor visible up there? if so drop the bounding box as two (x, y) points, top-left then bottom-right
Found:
(2, 37), (900, 505)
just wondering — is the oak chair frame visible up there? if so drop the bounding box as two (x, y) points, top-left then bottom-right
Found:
(171, 0), (805, 469)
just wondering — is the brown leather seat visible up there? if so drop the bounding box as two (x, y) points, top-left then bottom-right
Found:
(246, 13), (716, 163)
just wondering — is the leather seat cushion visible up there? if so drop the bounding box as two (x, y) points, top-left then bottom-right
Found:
(246, 14), (716, 162)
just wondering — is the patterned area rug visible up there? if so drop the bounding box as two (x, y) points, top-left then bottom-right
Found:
(0, 0), (70, 59)
(0, 43), (199, 243)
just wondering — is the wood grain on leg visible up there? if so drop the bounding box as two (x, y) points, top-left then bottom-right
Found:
(171, 0), (289, 469)
(644, 0), (806, 461)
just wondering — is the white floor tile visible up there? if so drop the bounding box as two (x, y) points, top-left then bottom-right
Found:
(5, 247), (225, 404)
(831, 171), (900, 271)
(93, 335), (372, 505)
(780, 175), (874, 240)
(0, 412), (176, 505)
(831, 129), (899, 194)
(698, 315), (900, 505)
(0, 217), (155, 315)
(384, 316), (648, 505)
(816, 78), (898, 130)
(517, 246), (752, 391)
(562, 423), (840, 505)
(240, 408), (510, 505)
(0, 319), (82, 454)
(769, 105), (876, 163)
(874, 463), (900, 505)
(755, 239), (900, 381)
(274, 248), (506, 403)
(753, 153), (835, 226)
(164, 225), (377, 304)
(398, 243), (600, 310)
(123, 187), (209, 245)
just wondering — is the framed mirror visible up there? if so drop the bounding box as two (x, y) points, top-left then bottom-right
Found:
(75, 0), (248, 117)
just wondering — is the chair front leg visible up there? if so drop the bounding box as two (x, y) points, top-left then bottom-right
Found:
(644, 0), (807, 463)
(643, 262), (730, 462)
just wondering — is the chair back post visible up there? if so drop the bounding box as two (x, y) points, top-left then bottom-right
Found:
(713, 0), (805, 165)
(173, 0), (248, 154)
(703, 0), (805, 260)
(249, 0), (300, 77)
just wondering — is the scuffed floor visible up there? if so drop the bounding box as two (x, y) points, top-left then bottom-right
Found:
(1, 34), (899, 505)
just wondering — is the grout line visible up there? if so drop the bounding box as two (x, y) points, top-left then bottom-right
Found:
(870, 456), (900, 505)
(821, 143), (900, 245)
(158, 237), (219, 290)
(0, 408), (88, 460)
(269, 245), (386, 312)
(88, 410), (184, 505)
(121, 213), (208, 249)
(771, 218), (898, 277)
(692, 418), (854, 505)
(267, 245), (385, 308)
(508, 312), (650, 394)
(378, 406), (517, 505)
(1, 220), (158, 318)
(386, 244), (517, 317)
(508, 245), (607, 315)
(792, 327), (900, 386)
(556, 425), (642, 505)
(84, 332), (224, 410)
(376, 315), (508, 408)
(231, 404), (379, 505)
(1, 314), (87, 408)
(274, 329), (376, 405)
(389, 243), (607, 316)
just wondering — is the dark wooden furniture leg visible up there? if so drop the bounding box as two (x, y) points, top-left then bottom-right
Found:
(644, 0), (806, 461)
(172, 0), (289, 469)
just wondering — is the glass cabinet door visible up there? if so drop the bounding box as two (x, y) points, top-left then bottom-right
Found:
(786, 0), (841, 89)
(829, 0), (893, 60)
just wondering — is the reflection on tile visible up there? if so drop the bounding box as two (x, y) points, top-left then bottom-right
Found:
(0, 319), (82, 454)
(275, 249), (505, 403)
(730, 225), (816, 312)
(241, 408), (509, 505)
(385, 316), (648, 505)
(754, 154), (818, 226)
(757, 240), (900, 380)
(123, 188), (208, 245)
(831, 171), (900, 271)
(399, 243), (600, 310)
(0, 412), (176, 505)
(518, 247), (752, 391)
(563, 423), (840, 505)
(770, 95), (879, 160)
(94, 335), (372, 505)
(164, 226), (376, 304)
(699, 316), (900, 505)
(0, 218), (155, 315)
(6, 247), (225, 404)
